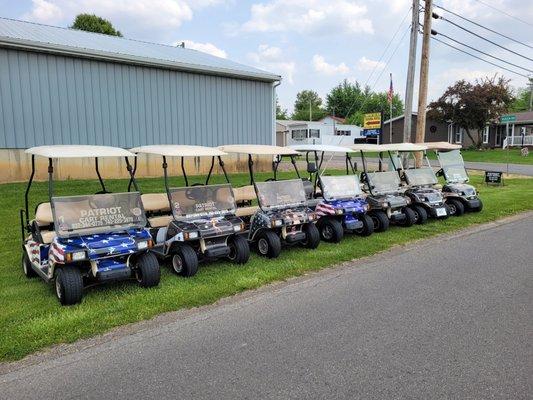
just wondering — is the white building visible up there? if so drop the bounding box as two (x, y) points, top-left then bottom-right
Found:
(276, 116), (364, 146)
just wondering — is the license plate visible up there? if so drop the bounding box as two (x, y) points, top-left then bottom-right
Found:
(436, 207), (447, 217)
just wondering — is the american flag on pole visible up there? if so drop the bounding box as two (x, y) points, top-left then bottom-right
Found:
(387, 73), (394, 104)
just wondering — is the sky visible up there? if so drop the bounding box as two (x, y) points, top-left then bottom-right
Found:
(1, 0), (531, 114)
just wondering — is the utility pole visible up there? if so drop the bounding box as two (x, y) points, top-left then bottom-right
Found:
(309, 97), (312, 121)
(415, 0), (432, 166)
(529, 77), (533, 111)
(403, 0), (419, 144)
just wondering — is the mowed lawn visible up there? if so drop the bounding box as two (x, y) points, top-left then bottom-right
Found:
(1, 171), (532, 362)
(427, 148), (532, 165)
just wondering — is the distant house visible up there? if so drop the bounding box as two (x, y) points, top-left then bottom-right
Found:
(382, 111), (533, 148)
(276, 115), (363, 146)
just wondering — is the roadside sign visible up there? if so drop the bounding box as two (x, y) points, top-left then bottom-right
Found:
(363, 113), (382, 129)
(362, 129), (381, 137)
(500, 115), (516, 123)
(485, 171), (503, 186)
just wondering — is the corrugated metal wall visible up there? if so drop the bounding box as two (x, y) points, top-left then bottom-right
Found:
(0, 48), (274, 149)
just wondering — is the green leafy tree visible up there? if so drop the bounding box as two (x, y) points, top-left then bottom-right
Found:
(276, 97), (289, 120)
(428, 75), (513, 148)
(509, 79), (533, 112)
(326, 79), (403, 125)
(292, 90), (326, 121)
(71, 14), (123, 37)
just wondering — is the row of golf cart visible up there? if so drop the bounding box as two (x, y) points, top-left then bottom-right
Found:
(21, 142), (481, 305)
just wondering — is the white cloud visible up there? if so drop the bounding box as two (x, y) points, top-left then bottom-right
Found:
(312, 55), (350, 75)
(174, 40), (227, 58)
(21, 0), (227, 39)
(356, 56), (385, 71)
(240, 0), (373, 36)
(247, 44), (296, 84)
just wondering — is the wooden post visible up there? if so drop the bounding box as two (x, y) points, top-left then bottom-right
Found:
(415, 0), (432, 166)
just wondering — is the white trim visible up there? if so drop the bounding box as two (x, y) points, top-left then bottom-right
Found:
(482, 126), (489, 144)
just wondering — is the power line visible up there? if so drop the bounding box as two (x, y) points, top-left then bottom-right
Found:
(471, 0), (533, 28)
(434, 3), (533, 50)
(432, 30), (533, 73)
(431, 36), (530, 79)
(433, 14), (533, 62)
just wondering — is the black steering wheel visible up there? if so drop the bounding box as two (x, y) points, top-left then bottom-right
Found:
(88, 193), (118, 209)
(185, 186), (215, 200)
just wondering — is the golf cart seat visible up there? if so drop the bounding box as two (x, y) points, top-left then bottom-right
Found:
(235, 206), (259, 217)
(233, 185), (256, 203)
(141, 193), (171, 213)
(148, 215), (173, 228)
(32, 202), (56, 244)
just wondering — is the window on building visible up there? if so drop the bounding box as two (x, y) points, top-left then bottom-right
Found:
(335, 130), (351, 136)
(309, 129), (320, 138)
(483, 126), (489, 144)
(291, 129), (307, 140)
(455, 128), (463, 144)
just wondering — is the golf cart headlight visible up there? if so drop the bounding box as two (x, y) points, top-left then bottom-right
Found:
(308, 213), (316, 221)
(335, 209), (344, 215)
(233, 224), (241, 232)
(66, 251), (86, 262)
(137, 240), (153, 250)
(272, 219), (283, 227)
(185, 231), (199, 240)
(382, 202), (389, 208)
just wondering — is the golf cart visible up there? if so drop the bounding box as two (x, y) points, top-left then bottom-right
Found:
(21, 145), (160, 305)
(424, 142), (483, 214)
(382, 143), (450, 224)
(288, 144), (373, 242)
(350, 144), (416, 231)
(130, 145), (250, 277)
(218, 145), (320, 258)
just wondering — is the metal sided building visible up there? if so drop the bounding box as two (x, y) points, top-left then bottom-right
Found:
(0, 17), (281, 182)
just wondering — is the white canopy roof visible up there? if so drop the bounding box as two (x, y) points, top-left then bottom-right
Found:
(288, 144), (352, 154)
(349, 144), (382, 152)
(374, 143), (428, 152)
(25, 145), (134, 158)
(130, 145), (226, 157)
(423, 141), (462, 150)
(218, 144), (299, 155)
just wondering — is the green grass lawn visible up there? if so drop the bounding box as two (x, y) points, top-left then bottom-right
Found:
(426, 148), (532, 165)
(1, 171), (532, 362)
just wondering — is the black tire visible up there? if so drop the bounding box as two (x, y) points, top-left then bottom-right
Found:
(171, 245), (198, 277)
(402, 207), (416, 227)
(54, 267), (83, 306)
(317, 218), (344, 243)
(354, 214), (374, 236)
(369, 210), (389, 232)
(135, 252), (160, 288)
(446, 198), (465, 216)
(22, 250), (37, 278)
(411, 204), (428, 225)
(471, 198), (483, 212)
(302, 222), (321, 249)
(227, 235), (250, 264)
(256, 230), (282, 258)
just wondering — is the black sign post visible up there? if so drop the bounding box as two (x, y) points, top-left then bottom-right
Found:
(485, 171), (503, 186)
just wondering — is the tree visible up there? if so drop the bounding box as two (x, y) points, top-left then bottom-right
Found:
(428, 75), (513, 148)
(326, 79), (404, 125)
(71, 14), (123, 37)
(276, 97), (289, 120)
(509, 79), (533, 112)
(292, 90), (326, 121)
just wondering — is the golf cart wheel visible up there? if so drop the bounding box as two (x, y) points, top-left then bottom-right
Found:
(22, 250), (37, 278)
(369, 210), (389, 232)
(172, 245), (198, 277)
(135, 252), (160, 288)
(446, 198), (465, 216)
(302, 222), (321, 249)
(354, 214), (374, 237)
(411, 205), (428, 225)
(317, 218), (343, 243)
(402, 207), (416, 227)
(471, 198), (483, 213)
(54, 267), (83, 306)
(256, 230), (281, 259)
(227, 235), (250, 264)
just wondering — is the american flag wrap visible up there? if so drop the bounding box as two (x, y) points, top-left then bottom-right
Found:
(315, 202), (336, 216)
(387, 73), (394, 104)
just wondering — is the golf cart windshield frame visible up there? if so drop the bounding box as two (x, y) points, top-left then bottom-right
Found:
(319, 175), (363, 201)
(22, 154), (140, 241)
(437, 150), (469, 183)
(168, 184), (237, 220)
(255, 179), (307, 211)
(358, 149), (404, 196)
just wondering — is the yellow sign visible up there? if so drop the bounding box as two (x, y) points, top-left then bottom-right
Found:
(363, 113), (382, 129)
